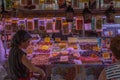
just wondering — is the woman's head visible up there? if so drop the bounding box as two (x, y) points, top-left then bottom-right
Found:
(110, 35), (120, 60)
(11, 30), (32, 49)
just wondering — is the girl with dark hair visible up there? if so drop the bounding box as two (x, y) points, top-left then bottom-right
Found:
(99, 36), (120, 80)
(8, 30), (45, 80)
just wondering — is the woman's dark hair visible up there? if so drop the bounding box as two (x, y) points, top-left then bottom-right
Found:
(11, 30), (32, 48)
(110, 35), (120, 60)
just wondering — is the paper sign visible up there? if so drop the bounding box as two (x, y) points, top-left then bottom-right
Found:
(44, 37), (50, 42)
(73, 53), (80, 57)
(68, 37), (78, 43)
(55, 38), (61, 42)
(60, 56), (68, 62)
(93, 46), (99, 51)
(84, 23), (92, 31)
(91, 54), (98, 58)
(102, 52), (110, 59)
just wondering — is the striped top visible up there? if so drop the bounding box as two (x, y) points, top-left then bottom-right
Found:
(105, 62), (120, 80)
(8, 47), (29, 80)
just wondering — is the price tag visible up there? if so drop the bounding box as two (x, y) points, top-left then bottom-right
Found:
(73, 53), (80, 57)
(44, 37), (50, 42)
(102, 53), (110, 59)
(91, 54), (98, 58)
(55, 38), (61, 42)
(41, 45), (49, 50)
(68, 37), (78, 43)
(93, 46), (99, 51)
(60, 56), (68, 62)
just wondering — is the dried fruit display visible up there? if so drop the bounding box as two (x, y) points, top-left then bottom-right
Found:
(68, 43), (79, 50)
(34, 42), (52, 54)
(31, 54), (50, 65)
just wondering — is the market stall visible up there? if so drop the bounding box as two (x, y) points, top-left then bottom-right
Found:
(1, 0), (120, 80)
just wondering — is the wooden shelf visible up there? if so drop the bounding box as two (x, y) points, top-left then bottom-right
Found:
(3, 8), (120, 17)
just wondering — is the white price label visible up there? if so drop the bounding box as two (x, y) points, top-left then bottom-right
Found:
(60, 56), (68, 62)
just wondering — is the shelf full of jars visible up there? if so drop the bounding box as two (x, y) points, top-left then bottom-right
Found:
(1, 0), (120, 66)
(4, 0), (120, 10)
(1, 13), (120, 66)
(0, 1), (119, 79)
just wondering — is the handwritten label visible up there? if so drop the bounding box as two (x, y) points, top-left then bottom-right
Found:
(44, 37), (50, 42)
(60, 56), (68, 62)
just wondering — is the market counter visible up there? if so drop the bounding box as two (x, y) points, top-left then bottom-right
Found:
(31, 53), (108, 80)
(34, 64), (106, 80)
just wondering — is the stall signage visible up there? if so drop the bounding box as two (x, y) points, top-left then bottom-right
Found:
(44, 37), (50, 42)
(102, 52), (110, 59)
(68, 37), (78, 43)
(93, 46), (99, 51)
(55, 38), (61, 42)
(60, 56), (68, 62)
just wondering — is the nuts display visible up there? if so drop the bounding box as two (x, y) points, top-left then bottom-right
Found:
(31, 54), (50, 65)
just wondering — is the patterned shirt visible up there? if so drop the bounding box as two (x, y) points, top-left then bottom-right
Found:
(105, 62), (120, 80)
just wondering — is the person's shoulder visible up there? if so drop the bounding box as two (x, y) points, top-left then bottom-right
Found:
(19, 49), (27, 55)
(105, 62), (120, 70)
(10, 47), (26, 55)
